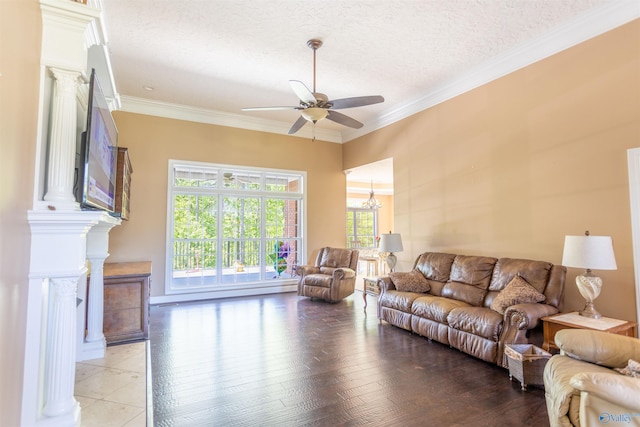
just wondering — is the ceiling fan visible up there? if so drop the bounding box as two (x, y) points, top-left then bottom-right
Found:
(223, 172), (236, 184)
(223, 172), (251, 185)
(242, 39), (384, 135)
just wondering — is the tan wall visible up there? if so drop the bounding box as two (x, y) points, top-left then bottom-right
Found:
(344, 20), (640, 323)
(376, 194), (394, 236)
(0, 0), (41, 424)
(108, 113), (348, 297)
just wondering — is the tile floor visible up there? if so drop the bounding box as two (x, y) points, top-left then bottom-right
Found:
(74, 341), (148, 427)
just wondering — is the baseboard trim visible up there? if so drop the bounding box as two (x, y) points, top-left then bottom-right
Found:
(150, 284), (298, 305)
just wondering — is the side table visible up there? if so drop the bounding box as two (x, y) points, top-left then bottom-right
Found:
(362, 277), (380, 311)
(542, 312), (637, 352)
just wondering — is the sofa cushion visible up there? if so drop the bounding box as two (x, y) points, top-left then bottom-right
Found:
(320, 267), (338, 275)
(449, 255), (498, 289)
(441, 255), (498, 306)
(320, 248), (354, 269)
(414, 252), (456, 282)
(411, 295), (470, 324)
(303, 274), (333, 288)
(390, 270), (430, 293)
(379, 290), (423, 312)
(489, 258), (552, 293)
(490, 275), (545, 314)
(441, 282), (488, 307)
(447, 307), (504, 341)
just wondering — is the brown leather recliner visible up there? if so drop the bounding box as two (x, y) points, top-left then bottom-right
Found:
(297, 247), (359, 303)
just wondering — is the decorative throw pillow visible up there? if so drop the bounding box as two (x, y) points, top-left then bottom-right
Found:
(615, 359), (640, 377)
(490, 275), (546, 314)
(390, 270), (430, 293)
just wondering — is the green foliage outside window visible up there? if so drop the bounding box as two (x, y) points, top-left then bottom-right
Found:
(169, 164), (303, 288)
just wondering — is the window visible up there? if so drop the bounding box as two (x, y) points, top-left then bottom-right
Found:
(346, 207), (378, 249)
(167, 161), (305, 294)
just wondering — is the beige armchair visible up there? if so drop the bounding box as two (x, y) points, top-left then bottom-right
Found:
(543, 329), (640, 427)
(297, 247), (359, 303)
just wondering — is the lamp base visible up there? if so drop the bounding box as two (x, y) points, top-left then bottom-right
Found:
(579, 301), (601, 319)
(576, 271), (603, 319)
(386, 253), (397, 272)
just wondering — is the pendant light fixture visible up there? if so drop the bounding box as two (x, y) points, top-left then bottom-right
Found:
(362, 181), (382, 209)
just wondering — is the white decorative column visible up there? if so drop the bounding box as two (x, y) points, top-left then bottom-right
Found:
(80, 215), (120, 361)
(85, 258), (105, 343)
(24, 212), (96, 427)
(43, 278), (81, 418)
(43, 68), (82, 209)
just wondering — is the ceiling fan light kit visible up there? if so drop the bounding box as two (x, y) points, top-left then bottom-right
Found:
(242, 38), (384, 136)
(301, 107), (328, 123)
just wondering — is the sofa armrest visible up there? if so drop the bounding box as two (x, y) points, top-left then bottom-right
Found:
(498, 303), (559, 368)
(377, 276), (395, 293)
(571, 371), (640, 413)
(556, 329), (640, 369)
(504, 303), (559, 330)
(296, 265), (319, 277)
(332, 267), (355, 280)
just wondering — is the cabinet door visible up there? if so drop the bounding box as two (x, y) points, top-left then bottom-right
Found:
(104, 275), (149, 343)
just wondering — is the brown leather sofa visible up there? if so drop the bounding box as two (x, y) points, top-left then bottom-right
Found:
(377, 252), (566, 367)
(297, 247), (359, 303)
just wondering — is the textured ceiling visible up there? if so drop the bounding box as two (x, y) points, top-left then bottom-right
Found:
(100, 0), (637, 181)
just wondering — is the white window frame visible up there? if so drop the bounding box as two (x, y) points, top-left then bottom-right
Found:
(165, 159), (306, 299)
(346, 207), (379, 249)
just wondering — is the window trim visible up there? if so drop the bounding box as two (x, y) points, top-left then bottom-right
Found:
(165, 159), (307, 298)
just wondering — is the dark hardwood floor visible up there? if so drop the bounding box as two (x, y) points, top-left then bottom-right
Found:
(149, 292), (549, 426)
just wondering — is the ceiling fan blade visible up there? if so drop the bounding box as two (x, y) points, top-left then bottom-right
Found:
(287, 116), (308, 134)
(290, 80), (316, 104)
(329, 95), (384, 110)
(326, 110), (363, 129)
(242, 106), (299, 111)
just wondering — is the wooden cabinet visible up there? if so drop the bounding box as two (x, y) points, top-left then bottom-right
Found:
(114, 147), (132, 220)
(102, 261), (151, 344)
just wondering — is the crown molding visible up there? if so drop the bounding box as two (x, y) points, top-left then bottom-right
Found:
(341, 1), (640, 142)
(119, 1), (639, 144)
(119, 96), (343, 143)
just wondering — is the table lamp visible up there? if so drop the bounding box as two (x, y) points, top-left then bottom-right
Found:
(379, 232), (403, 272)
(561, 231), (617, 318)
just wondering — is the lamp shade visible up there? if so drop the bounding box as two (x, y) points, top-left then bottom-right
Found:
(379, 233), (403, 253)
(561, 235), (617, 270)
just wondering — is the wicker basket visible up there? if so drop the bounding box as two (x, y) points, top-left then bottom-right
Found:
(505, 344), (552, 391)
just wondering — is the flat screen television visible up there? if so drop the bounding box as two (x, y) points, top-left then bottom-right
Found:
(75, 68), (118, 212)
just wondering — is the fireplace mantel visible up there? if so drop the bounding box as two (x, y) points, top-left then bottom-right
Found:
(24, 210), (120, 426)
(21, 1), (121, 426)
